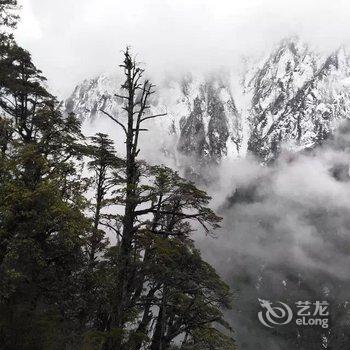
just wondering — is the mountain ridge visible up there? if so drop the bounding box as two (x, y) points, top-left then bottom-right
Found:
(66, 37), (350, 170)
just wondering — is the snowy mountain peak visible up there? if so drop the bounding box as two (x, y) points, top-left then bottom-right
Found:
(246, 38), (350, 162)
(66, 38), (350, 173)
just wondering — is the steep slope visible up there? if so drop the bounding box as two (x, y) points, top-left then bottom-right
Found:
(177, 74), (242, 164)
(66, 37), (350, 168)
(246, 38), (350, 162)
(66, 72), (243, 177)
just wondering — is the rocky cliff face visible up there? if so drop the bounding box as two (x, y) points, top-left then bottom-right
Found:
(66, 71), (242, 180)
(66, 37), (350, 168)
(66, 73), (122, 121)
(246, 38), (350, 162)
(177, 74), (241, 165)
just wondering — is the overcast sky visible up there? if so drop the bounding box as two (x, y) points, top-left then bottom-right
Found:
(15, 0), (350, 98)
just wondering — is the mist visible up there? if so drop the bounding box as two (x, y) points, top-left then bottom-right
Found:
(195, 123), (350, 348)
(15, 0), (350, 98)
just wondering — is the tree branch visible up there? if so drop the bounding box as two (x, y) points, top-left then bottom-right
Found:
(100, 109), (127, 135)
(140, 113), (167, 123)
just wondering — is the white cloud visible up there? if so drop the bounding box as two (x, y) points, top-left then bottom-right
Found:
(13, 0), (350, 97)
(16, 0), (42, 40)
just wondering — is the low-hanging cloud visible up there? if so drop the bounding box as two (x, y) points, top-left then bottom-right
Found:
(197, 123), (350, 348)
(15, 0), (350, 98)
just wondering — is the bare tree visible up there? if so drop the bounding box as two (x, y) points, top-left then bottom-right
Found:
(101, 48), (166, 349)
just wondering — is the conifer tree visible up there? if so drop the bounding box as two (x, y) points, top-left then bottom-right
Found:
(0, 5), (90, 348)
(85, 133), (121, 264)
(0, 0), (18, 28)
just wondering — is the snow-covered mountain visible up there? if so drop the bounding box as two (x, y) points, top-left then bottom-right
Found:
(246, 38), (350, 163)
(66, 37), (350, 168)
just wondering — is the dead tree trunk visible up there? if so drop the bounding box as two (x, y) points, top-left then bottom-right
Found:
(102, 48), (166, 350)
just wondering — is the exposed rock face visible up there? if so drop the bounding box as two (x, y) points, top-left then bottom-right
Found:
(177, 75), (241, 166)
(66, 37), (350, 167)
(246, 39), (350, 162)
(66, 72), (242, 174)
(66, 74), (122, 120)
